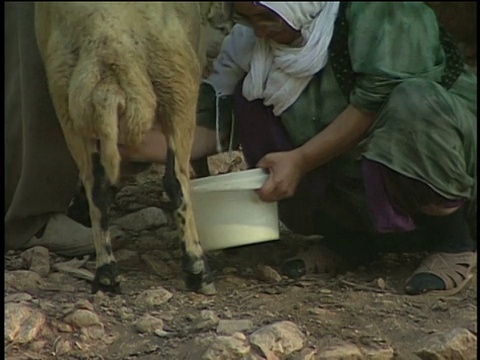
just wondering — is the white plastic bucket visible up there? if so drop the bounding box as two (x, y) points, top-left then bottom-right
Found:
(191, 168), (279, 251)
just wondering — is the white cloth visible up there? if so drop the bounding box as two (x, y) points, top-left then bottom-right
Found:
(205, 2), (339, 116)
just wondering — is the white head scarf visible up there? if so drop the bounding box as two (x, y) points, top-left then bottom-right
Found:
(242, 2), (340, 115)
(205, 2), (340, 152)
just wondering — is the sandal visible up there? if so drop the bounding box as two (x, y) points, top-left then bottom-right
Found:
(281, 244), (349, 279)
(405, 252), (477, 296)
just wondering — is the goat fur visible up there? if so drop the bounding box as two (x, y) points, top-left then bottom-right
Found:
(35, 2), (223, 294)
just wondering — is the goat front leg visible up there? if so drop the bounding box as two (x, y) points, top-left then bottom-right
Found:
(85, 152), (120, 294)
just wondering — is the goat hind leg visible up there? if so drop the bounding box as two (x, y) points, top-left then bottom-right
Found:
(85, 151), (120, 294)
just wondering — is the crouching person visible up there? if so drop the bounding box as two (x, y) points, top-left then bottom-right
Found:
(187, 2), (477, 296)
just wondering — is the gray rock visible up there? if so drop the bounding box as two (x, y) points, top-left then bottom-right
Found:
(414, 328), (477, 360)
(5, 270), (44, 292)
(48, 272), (72, 283)
(190, 310), (220, 331)
(64, 309), (105, 340)
(118, 306), (136, 323)
(308, 307), (337, 317)
(52, 256), (94, 281)
(31, 340), (47, 352)
(5, 253), (27, 271)
(135, 235), (161, 252)
(216, 319), (255, 335)
(114, 185), (145, 211)
(156, 229), (180, 244)
(318, 342), (364, 360)
(5, 303), (46, 344)
(54, 266), (95, 282)
(39, 300), (62, 315)
(179, 335), (213, 359)
(21, 246), (50, 277)
(114, 248), (139, 263)
(73, 299), (95, 312)
(5, 292), (33, 303)
(180, 333), (253, 360)
(109, 337), (152, 360)
(202, 333), (253, 360)
(154, 329), (171, 337)
(54, 338), (72, 357)
(64, 309), (102, 328)
(82, 324), (106, 340)
(249, 321), (306, 359)
(141, 254), (174, 278)
(376, 277), (387, 290)
(135, 314), (165, 334)
(113, 207), (167, 232)
(360, 343), (394, 360)
(222, 309), (234, 319)
(257, 265), (282, 283)
(291, 347), (317, 360)
(53, 283), (77, 293)
(54, 320), (74, 333)
(93, 289), (108, 304)
(135, 287), (173, 307)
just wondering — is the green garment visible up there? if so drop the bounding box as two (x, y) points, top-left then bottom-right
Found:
(281, 3), (476, 200)
(198, 2), (477, 229)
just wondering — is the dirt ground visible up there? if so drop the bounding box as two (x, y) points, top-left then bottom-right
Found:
(5, 159), (477, 360)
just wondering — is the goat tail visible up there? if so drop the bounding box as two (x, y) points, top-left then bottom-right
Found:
(99, 119), (121, 186)
(69, 54), (156, 185)
(92, 81), (124, 185)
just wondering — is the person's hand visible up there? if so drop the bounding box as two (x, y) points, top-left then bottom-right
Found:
(256, 149), (307, 202)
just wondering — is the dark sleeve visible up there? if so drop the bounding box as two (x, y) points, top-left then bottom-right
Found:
(347, 2), (446, 112)
(196, 82), (234, 135)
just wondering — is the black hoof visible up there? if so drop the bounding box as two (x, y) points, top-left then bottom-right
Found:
(91, 263), (121, 294)
(183, 255), (216, 295)
(281, 259), (307, 279)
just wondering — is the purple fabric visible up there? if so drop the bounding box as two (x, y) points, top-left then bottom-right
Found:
(361, 160), (416, 233)
(362, 161), (465, 233)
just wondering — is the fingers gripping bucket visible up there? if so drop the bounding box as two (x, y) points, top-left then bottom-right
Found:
(191, 169), (279, 251)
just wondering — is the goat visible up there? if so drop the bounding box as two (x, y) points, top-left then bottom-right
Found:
(35, 2), (222, 295)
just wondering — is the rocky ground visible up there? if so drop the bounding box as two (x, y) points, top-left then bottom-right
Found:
(5, 158), (477, 360)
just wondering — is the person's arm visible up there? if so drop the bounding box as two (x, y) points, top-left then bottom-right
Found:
(257, 104), (376, 202)
(118, 125), (226, 164)
(296, 104), (376, 173)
